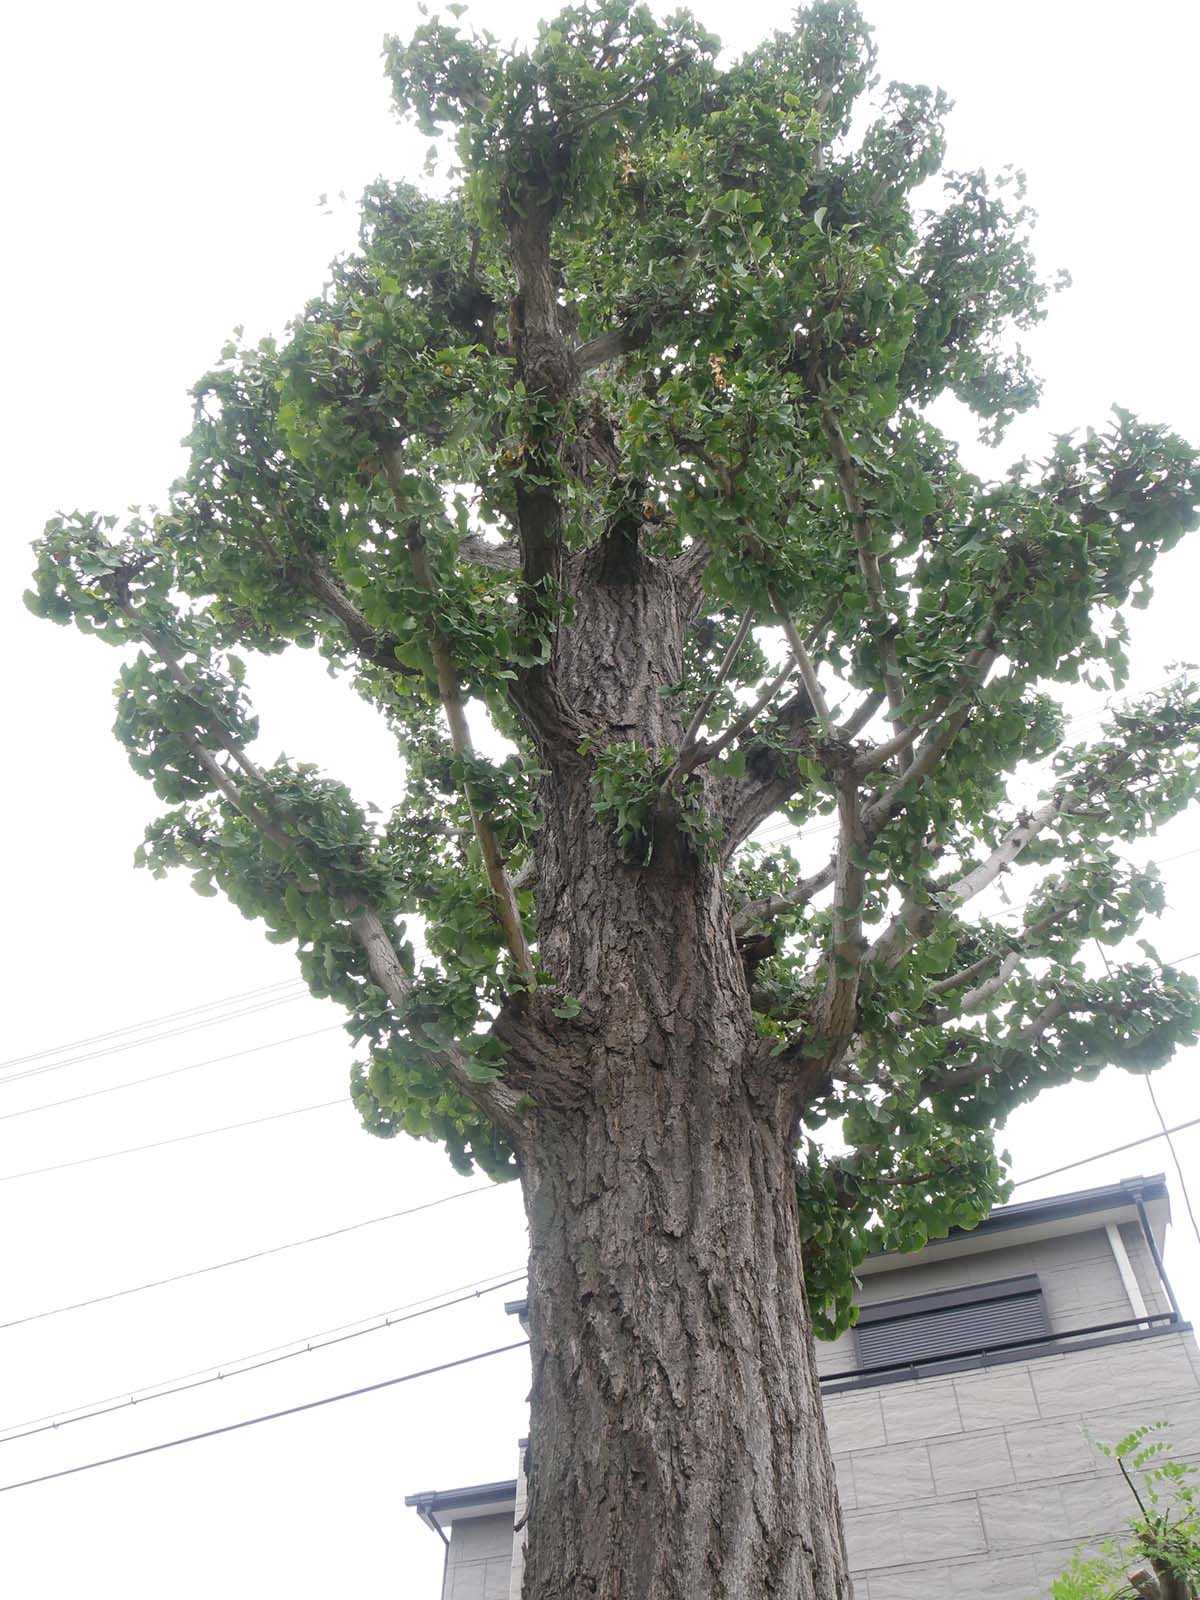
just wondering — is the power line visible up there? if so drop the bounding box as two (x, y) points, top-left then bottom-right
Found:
(1093, 937), (1200, 1254)
(0, 1023), (346, 1124)
(10, 1119), (1195, 1442)
(0, 1099), (347, 1185)
(0, 978), (303, 1072)
(1146, 1073), (1200, 1252)
(1011, 1115), (1200, 1189)
(0, 1182), (498, 1331)
(0, 990), (311, 1089)
(8, 856), (1197, 1129)
(0, 1269), (527, 1445)
(7, 953), (1197, 1192)
(0, 1339), (531, 1496)
(11, 1128), (1198, 1499)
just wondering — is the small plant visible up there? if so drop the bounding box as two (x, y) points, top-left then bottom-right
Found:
(1048, 1425), (1200, 1599)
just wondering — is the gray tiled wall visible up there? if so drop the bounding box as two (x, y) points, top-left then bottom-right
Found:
(509, 1454), (528, 1600)
(440, 1513), (515, 1600)
(832, 1328), (1200, 1599)
(815, 1225), (1171, 1380)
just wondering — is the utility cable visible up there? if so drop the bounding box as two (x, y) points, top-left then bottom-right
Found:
(1145, 1074), (1200, 1252)
(0, 978), (303, 1072)
(0, 1099), (346, 1185)
(9, 1118), (1198, 1444)
(0, 1023), (346, 1124)
(13, 904), (1196, 1129)
(1011, 1115), (1200, 1189)
(0, 990), (311, 1089)
(1094, 937), (1200, 1254)
(0, 1269), (527, 1444)
(0, 1340), (531, 1496)
(0, 1182), (498, 1331)
(7, 1132), (1200, 1497)
(6, 950), (1198, 1189)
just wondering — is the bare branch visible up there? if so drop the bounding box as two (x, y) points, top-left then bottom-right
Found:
(924, 878), (1109, 1026)
(839, 688), (885, 739)
(684, 598), (838, 800)
(934, 994), (1073, 1094)
(510, 857), (538, 893)
(573, 204), (721, 375)
(302, 560), (422, 678)
(676, 607), (754, 764)
(574, 316), (653, 373)
(930, 949), (1022, 1025)
(868, 780), (1111, 998)
(732, 854), (838, 933)
(715, 685), (830, 859)
(865, 898), (930, 972)
(857, 636), (1000, 840)
(927, 946), (1007, 998)
(669, 653), (798, 786)
(349, 905), (418, 1011)
(382, 444), (536, 983)
(945, 793), (1065, 907)
(853, 701), (946, 775)
(812, 780), (869, 1053)
(722, 629), (965, 931)
(457, 534), (520, 571)
(817, 391), (910, 763)
(774, 602), (833, 734)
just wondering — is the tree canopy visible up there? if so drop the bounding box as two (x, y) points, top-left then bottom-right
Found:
(28, 0), (1200, 1337)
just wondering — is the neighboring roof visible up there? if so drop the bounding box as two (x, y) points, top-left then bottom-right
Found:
(501, 1174), (1172, 1318)
(935, 1173), (1168, 1240)
(860, 1172), (1170, 1278)
(405, 1478), (518, 1534)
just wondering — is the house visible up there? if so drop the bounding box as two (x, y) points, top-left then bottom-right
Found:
(407, 1174), (1200, 1599)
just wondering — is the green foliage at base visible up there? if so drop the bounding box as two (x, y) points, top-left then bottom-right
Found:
(1049, 1426), (1200, 1599)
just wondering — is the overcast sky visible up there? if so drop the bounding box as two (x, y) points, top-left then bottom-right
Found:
(2, 2), (1199, 1595)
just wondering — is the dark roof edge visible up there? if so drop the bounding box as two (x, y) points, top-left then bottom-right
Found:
(404, 1478), (518, 1515)
(928, 1172), (1169, 1247)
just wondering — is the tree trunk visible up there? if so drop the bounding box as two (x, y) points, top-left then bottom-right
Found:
(517, 1070), (850, 1600)
(513, 547), (851, 1599)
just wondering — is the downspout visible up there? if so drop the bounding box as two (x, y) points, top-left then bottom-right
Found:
(427, 1510), (450, 1548)
(1132, 1188), (1182, 1323)
(415, 1504), (450, 1547)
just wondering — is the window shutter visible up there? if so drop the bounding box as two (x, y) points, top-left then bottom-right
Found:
(855, 1276), (1049, 1371)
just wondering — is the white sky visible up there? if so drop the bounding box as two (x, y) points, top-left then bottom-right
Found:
(1, 2), (1198, 1594)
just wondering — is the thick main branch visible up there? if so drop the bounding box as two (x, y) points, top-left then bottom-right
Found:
(817, 392), (910, 764)
(381, 446), (535, 983)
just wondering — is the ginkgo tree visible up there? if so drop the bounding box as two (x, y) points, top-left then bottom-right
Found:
(28, 3), (1200, 1595)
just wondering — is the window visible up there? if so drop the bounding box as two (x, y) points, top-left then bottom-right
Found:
(854, 1275), (1049, 1372)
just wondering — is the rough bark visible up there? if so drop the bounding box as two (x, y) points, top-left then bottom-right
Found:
(517, 1055), (849, 1600)
(506, 546), (851, 1600)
